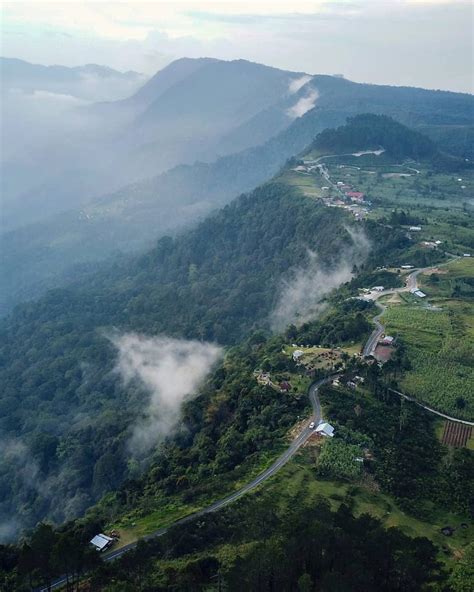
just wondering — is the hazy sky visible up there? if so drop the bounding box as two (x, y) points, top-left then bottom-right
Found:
(2, 1), (473, 92)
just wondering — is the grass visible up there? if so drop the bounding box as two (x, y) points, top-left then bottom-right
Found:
(107, 444), (288, 549)
(111, 446), (473, 564)
(262, 450), (473, 564)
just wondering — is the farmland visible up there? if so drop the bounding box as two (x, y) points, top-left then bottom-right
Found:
(441, 421), (473, 448)
(383, 303), (474, 420)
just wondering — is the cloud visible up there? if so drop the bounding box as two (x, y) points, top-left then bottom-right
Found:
(109, 333), (223, 456)
(270, 227), (370, 331)
(286, 88), (319, 118)
(288, 74), (312, 94)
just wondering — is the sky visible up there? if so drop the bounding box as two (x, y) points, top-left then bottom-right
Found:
(1, 0), (473, 93)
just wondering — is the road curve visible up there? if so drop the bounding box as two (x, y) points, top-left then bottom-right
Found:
(39, 376), (333, 591)
(362, 262), (454, 358)
(361, 257), (472, 426)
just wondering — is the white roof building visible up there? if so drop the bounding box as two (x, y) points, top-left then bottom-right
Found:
(372, 286), (385, 292)
(315, 422), (335, 437)
(409, 226), (422, 231)
(293, 350), (305, 361)
(90, 533), (114, 552)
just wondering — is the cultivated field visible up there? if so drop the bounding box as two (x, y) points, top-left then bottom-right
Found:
(441, 421), (472, 448)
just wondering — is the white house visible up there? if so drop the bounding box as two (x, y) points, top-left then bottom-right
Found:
(293, 350), (305, 362)
(315, 422), (335, 437)
(401, 265), (414, 270)
(90, 533), (114, 552)
(409, 226), (422, 231)
(372, 286), (385, 292)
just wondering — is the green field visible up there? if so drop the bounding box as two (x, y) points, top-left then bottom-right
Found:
(382, 259), (474, 419)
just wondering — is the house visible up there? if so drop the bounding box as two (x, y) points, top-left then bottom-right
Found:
(463, 253), (471, 257)
(346, 191), (365, 201)
(279, 381), (292, 392)
(90, 533), (114, 552)
(321, 186), (329, 190)
(411, 289), (426, 298)
(315, 422), (335, 437)
(293, 350), (305, 362)
(409, 226), (422, 231)
(256, 372), (272, 385)
(372, 286), (385, 292)
(401, 265), (414, 270)
(379, 335), (394, 345)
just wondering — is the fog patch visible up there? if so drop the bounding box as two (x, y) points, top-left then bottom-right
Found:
(288, 74), (312, 94)
(0, 518), (20, 544)
(109, 333), (222, 457)
(271, 227), (370, 331)
(286, 88), (319, 118)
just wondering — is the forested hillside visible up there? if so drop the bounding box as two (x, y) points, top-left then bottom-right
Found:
(312, 114), (437, 159)
(0, 182), (371, 534)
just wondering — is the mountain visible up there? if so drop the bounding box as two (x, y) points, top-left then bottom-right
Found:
(0, 57), (145, 101)
(1, 58), (304, 233)
(2, 71), (473, 316)
(1, 115), (473, 592)
(0, 115), (457, 535)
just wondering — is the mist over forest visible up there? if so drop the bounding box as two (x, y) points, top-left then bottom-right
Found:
(1, 13), (473, 587)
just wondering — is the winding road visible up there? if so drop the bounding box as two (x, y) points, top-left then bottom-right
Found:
(39, 376), (332, 591)
(361, 259), (474, 427)
(362, 265), (442, 358)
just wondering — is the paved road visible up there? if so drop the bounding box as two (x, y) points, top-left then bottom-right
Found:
(388, 388), (474, 427)
(362, 263), (450, 358)
(39, 376), (333, 591)
(361, 257), (473, 426)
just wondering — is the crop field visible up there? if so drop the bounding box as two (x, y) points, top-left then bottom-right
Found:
(383, 304), (474, 420)
(441, 421), (472, 448)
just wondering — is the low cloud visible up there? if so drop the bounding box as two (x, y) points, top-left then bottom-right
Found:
(286, 88), (319, 118)
(109, 333), (223, 456)
(271, 227), (370, 331)
(288, 74), (312, 94)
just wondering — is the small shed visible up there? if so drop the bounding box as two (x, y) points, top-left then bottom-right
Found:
(90, 533), (114, 552)
(315, 422), (335, 437)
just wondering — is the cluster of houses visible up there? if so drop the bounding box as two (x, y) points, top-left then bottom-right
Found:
(333, 375), (365, 389)
(336, 181), (366, 203)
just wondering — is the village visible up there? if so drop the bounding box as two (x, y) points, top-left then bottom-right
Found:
(291, 159), (371, 220)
